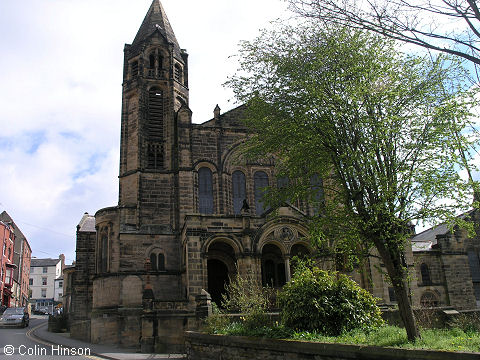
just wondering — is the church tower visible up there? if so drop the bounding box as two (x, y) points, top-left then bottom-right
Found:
(118, 0), (190, 231)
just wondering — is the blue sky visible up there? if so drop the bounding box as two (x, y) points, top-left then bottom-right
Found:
(0, 0), (290, 263)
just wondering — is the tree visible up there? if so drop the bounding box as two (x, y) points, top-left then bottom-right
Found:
(227, 24), (478, 341)
(286, 0), (480, 70)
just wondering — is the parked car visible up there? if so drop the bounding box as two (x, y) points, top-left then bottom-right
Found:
(0, 307), (29, 328)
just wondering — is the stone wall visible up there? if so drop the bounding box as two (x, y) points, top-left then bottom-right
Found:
(185, 332), (480, 360)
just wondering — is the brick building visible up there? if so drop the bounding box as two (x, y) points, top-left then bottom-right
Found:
(0, 211), (32, 308)
(0, 219), (15, 307)
(69, 0), (479, 351)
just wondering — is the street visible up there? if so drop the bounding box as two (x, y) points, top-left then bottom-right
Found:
(0, 316), (98, 360)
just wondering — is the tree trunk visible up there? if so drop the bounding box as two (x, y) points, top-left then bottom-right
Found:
(374, 239), (421, 341)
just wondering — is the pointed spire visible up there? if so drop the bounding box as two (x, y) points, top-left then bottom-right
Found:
(132, 0), (181, 56)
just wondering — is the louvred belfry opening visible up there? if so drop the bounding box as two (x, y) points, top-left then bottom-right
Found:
(147, 88), (164, 169)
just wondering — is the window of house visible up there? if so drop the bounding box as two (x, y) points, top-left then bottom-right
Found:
(254, 171), (269, 215)
(149, 54), (155, 69)
(29, 278), (33, 286)
(43, 267), (48, 273)
(388, 287), (396, 302)
(420, 263), (432, 285)
(198, 167), (214, 214)
(59, 281), (63, 288)
(41, 289), (47, 298)
(232, 170), (246, 215)
(42, 277), (47, 286)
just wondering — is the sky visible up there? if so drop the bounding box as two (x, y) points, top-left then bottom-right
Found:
(0, 0), (290, 264)
(0, 1), (479, 265)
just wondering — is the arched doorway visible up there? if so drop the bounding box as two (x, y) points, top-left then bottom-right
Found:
(261, 243), (286, 287)
(206, 241), (237, 306)
(207, 259), (229, 307)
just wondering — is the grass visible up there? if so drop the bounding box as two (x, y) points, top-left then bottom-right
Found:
(207, 323), (480, 353)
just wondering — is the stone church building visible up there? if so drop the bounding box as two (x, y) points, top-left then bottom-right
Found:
(69, 0), (480, 352)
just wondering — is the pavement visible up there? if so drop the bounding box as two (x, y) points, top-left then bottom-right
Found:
(30, 319), (186, 360)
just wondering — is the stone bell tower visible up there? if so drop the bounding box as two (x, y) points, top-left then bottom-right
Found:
(118, 0), (190, 231)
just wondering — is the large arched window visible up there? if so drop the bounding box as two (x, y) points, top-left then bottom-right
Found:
(310, 174), (324, 215)
(198, 167), (214, 214)
(420, 263), (432, 285)
(232, 171), (246, 215)
(254, 171), (269, 215)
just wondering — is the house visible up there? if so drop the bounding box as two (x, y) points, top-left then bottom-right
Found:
(29, 255), (65, 314)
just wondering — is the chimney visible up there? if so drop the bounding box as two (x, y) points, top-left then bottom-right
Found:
(59, 254), (65, 271)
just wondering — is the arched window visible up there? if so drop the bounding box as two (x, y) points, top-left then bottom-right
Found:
(131, 61), (138, 79)
(149, 54), (155, 69)
(310, 174), (324, 215)
(254, 171), (269, 215)
(420, 263), (432, 285)
(150, 252), (165, 271)
(198, 167), (214, 214)
(420, 291), (438, 307)
(232, 171), (246, 215)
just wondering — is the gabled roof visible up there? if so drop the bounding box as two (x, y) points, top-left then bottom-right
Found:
(132, 0), (182, 58)
(0, 211), (28, 244)
(31, 258), (61, 267)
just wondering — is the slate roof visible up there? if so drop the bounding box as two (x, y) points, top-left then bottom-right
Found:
(411, 209), (475, 251)
(132, 0), (182, 59)
(31, 258), (61, 267)
(77, 213), (96, 233)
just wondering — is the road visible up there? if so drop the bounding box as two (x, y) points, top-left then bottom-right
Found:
(0, 316), (99, 360)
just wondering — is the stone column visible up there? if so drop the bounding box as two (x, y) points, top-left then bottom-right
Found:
(285, 256), (291, 282)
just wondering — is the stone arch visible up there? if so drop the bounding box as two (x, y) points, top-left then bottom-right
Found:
(202, 235), (243, 256)
(205, 239), (238, 306)
(261, 243), (286, 287)
(254, 218), (309, 255)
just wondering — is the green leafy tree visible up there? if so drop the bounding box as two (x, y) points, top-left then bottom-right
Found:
(227, 24), (479, 341)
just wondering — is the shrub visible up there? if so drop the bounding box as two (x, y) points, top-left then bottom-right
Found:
(221, 271), (274, 329)
(278, 261), (383, 335)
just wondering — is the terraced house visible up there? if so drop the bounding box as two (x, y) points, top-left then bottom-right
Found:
(69, 0), (480, 352)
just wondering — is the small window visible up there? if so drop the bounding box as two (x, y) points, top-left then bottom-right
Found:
(420, 291), (438, 307)
(29, 278), (33, 286)
(59, 293), (62, 298)
(198, 167), (214, 214)
(41, 289), (47, 298)
(149, 252), (166, 271)
(59, 281), (63, 288)
(42, 277), (47, 286)
(388, 287), (396, 302)
(310, 174), (324, 214)
(158, 55), (163, 71)
(43, 267), (48, 273)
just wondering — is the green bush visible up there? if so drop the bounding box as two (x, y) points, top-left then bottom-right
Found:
(278, 262), (383, 335)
